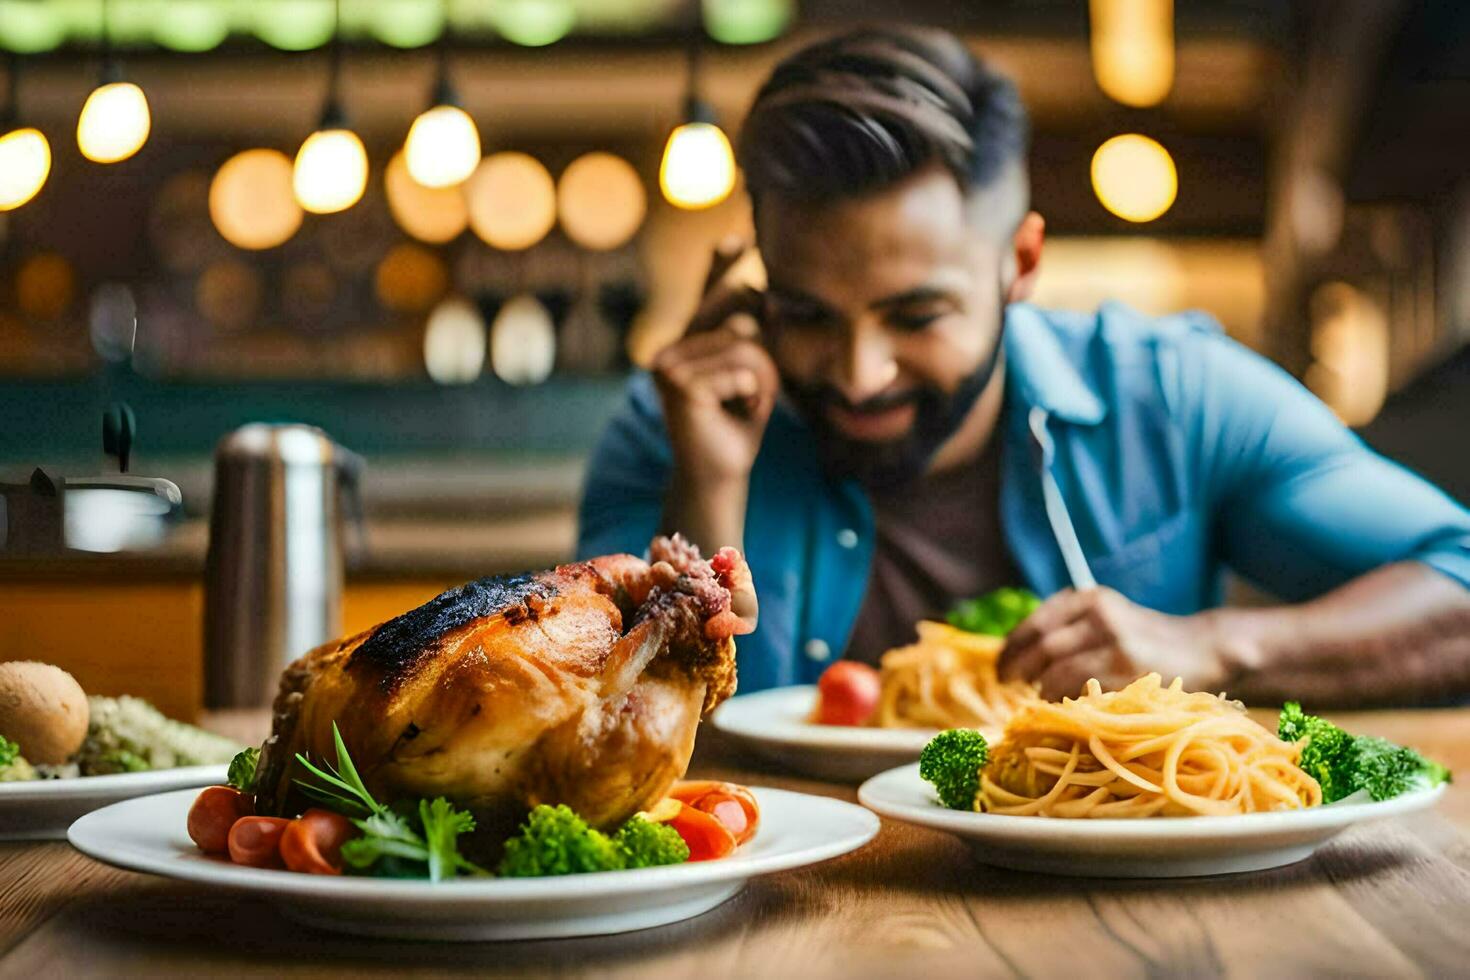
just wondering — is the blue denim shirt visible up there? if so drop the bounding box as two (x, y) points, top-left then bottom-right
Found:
(578, 302), (1470, 692)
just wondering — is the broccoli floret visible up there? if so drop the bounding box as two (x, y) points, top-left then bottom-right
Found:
(947, 588), (1041, 637)
(919, 729), (990, 810)
(1279, 702), (1450, 803)
(87, 749), (151, 775)
(615, 815), (689, 868)
(0, 735), (35, 782)
(497, 805), (626, 877)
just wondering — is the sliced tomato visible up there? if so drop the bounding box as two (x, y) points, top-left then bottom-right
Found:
(667, 802), (737, 862)
(669, 780), (761, 845)
(186, 785), (254, 854)
(227, 816), (291, 869)
(280, 809), (357, 875)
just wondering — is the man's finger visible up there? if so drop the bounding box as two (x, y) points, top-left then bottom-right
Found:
(1003, 588), (1094, 655)
(687, 283), (765, 337)
(998, 618), (1099, 682)
(701, 238), (748, 296)
(1035, 649), (1112, 701)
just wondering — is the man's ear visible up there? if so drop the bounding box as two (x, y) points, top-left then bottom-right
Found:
(1006, 211), (1045, 303)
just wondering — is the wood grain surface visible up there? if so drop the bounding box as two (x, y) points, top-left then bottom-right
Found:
(2, 708), (1468, 979)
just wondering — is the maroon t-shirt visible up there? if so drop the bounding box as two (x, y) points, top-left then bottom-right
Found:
(844, 439), (1019, 665)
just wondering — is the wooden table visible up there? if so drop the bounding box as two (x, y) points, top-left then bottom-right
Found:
(3, 708), (1469, 979)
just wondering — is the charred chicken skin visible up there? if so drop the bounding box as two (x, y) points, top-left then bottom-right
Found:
(254, 536), (756, 830)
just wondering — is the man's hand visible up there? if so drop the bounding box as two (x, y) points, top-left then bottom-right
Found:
(653, 243), (779, 487)
(654, 242), (780, 554)
(998, 587), (1234, 700)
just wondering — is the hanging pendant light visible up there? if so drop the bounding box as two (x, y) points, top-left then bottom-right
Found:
(76, 0), (150, 164)
(0, 55), (50, 211)
(659, 31), (736, 210)
(404, 28), (480, 189)
(293, 0), (368, 214)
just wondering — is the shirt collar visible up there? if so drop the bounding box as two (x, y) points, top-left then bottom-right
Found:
(1002, 302), (1107, 426)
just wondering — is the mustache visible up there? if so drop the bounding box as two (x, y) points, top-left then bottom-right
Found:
(784, 380), (922, 416)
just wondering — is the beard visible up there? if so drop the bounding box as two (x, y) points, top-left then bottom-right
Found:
(780, 320), (1005, 491)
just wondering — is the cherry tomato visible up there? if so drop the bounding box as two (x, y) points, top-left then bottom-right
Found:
(667, 802), (737, 861)
(227, 816), (291, 869)
(280, 809), (357, 875)
(186, 785), (254, 854)
(815, 660), (881, 726)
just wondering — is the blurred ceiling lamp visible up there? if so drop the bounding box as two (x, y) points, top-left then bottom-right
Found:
(494, 0), (576, 47)
(254, 0), (337, 50)
(423, 295), (486, 384)
(76, 2), (151, 165)
(1305, 281), (1389, 427)
(660, 39), (736, 210)
(491, 293), (557, 385)
(375, 241), (449, 313)
(371, 0), (446, 48)
(294, 2), (369, 215)
(0, 59), (50, 211)
(384, 149), (468, 242)
(1090, 133), (1177, 223)
(702, 0), (792, 45)
(209, 148), (304, 250)
(405, 44), (480, 188)
(154, 0), (230, 52)
(1089, 0), (1174, 108)
(0, 0), (67, 53)
(558, 151), (646, 250)
(467, 151), (556, 250)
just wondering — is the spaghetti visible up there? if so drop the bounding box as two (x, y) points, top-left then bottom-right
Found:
(871, 621), (1041, 735)
(978, 674), (1323, 817)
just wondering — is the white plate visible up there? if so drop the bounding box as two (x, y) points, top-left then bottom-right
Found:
(858, 763), (1447, 878)
(711, 685), (936, 782)
(69, 786), (879, 941)
(0, 765), (227, 841)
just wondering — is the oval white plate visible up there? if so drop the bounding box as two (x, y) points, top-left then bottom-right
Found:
(711, 685), (936, 782)
(69, 786), (879, 941)
(858, 762), (1448, 878)
(0, 765), (227, 841)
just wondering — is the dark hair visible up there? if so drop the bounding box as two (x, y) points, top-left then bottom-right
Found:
(738, 27), (1029, 217)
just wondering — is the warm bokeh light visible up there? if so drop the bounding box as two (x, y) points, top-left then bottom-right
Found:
(424, 296), (487, 384)
(294, 128), (369, 214)
(702, 0), (792, 44)
(0, 0), (66, 53)
(0, 127), (51, 210)
(209, 148), (304, 250)
(405, 105), (481, 188)
(466, 152), (557, 250)
(660, 122), (736, 210)
(253, 0), (336, 50)
(557, 151), (646, 251)
(384, 149), (469, 243)
(1090, 134), (1177, 223)
(196, 259), (264, 332)
(494, 0), (575, 47)
(369, 0), (446, 48)
(1306, 281), (1390, 426)
(15, 251), (76, 320)
(76, 81), (151, 164)
(375, 242), (449, 313)
(491, 293), (557, 385)
(1089, 0), (1174, 108)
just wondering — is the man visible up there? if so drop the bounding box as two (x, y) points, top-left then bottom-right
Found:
(579, 27), (1470, 705)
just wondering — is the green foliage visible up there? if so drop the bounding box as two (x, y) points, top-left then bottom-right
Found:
(498, 805), (627, 877)
(615, 815), (690, 868)
(0, 735), (34, 782)
(919, 728), (990, 811)
(0, 735), (18, 769)
(1279, 702), (1451, 803)
(947, 588), (1041, 637)
(227, 747), (259, 793)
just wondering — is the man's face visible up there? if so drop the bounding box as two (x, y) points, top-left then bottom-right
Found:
(755, 164), (1009, 487)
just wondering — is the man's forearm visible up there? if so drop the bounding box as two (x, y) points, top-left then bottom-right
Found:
(1213, 562), (1470, 707)
(660, 469), (749, 556)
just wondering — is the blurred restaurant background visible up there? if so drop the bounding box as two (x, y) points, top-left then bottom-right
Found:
(1, 0), (1468, 718)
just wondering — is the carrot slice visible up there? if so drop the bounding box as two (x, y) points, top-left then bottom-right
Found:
(227, 816), (290, 868)
(187, 786), (254, 854)
(280, 809), (357, 875)
(668, 802), (737, 861)
(670, 781), (760, 845)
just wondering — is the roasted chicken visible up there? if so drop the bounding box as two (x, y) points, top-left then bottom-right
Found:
(254, 536), (756, 830)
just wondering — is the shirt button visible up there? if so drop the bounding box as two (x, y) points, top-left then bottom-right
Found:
(836, 528), (858, 549)
(804, 638), (832, 662)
